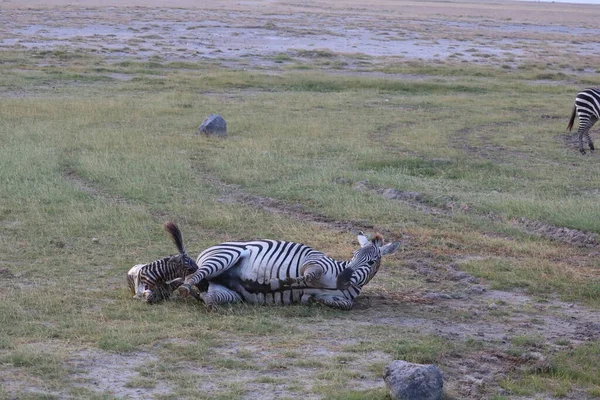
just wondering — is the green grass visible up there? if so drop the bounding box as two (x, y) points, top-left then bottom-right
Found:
(501, 341), (600, 397)
(1, 42), (599, 399)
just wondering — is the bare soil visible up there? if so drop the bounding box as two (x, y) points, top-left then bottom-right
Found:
(2, 0), (600, 70)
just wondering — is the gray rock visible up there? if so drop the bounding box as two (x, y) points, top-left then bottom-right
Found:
(384, 360), (444, 400)
(198, 114), (227, 137)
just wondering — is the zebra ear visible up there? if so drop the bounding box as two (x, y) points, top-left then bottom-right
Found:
(380, 241), (400, 256)
(357, 232), (369, 247)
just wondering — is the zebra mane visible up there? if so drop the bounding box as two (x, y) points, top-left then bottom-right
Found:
(164, 221), (186, 255)
(371, 233), (384, 246)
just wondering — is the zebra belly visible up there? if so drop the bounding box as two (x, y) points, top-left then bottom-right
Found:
(233, 285), (349, 305)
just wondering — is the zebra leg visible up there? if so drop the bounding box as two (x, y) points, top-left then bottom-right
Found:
(198, 283), (243, 308)
(282, 263), (324, 286)
(579, 129), (586, 155)
(586, 131), (595, 152)
(578, 118), (596, 154)
(176, 249), (249, 298)
(171, 279), (209, 301)
(585, 117), (597, 152)
(311, 294), (354, 310)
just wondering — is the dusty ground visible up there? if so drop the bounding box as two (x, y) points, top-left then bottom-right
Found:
(2, 0), (600, 399)
(2, 0), (600, 70)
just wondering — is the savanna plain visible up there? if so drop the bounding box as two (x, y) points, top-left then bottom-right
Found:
(1, 0), (600, 399)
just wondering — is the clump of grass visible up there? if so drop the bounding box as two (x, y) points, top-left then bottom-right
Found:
(272, 53), (293, 63)
(295, 49), (338, 58)
(2, 350), (69, 383)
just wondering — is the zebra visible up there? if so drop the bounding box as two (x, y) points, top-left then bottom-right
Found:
(127, 222), (203, 304)
(567, 88), (600, 154)
(173, 227), (400, 310)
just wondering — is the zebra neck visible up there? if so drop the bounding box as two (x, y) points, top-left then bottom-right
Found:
(336, 260), (366, 299)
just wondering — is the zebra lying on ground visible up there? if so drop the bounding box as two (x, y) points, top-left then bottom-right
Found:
(127, 222), (203, 304)
(172, 225), (400, 310)
(567, 88), (600, 154)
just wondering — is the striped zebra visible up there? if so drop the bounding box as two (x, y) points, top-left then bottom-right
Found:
(567, 88), (600, 154)
(174, 228), (400, 310)
(127, 222), (202, 304)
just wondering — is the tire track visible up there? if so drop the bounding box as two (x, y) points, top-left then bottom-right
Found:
(350, 179), (599, 248)
(199, 172), (403, 241)
(61, 164), (171, 222)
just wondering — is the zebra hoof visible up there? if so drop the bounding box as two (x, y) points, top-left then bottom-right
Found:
(580, 149), (587, 155)
(175, 284), (191, 298)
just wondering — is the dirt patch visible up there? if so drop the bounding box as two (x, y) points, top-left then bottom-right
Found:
(69, 349), (171, 398)
(514, 217), (599, 248)
(3, 1), (600, 71)
(358, 283), (600, 398)
(353, 180), (454, 217)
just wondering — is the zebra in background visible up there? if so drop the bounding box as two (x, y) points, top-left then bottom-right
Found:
(567, 88), (600, 154)
(127, 222), (202, 304)
(174, 227), (400, 310)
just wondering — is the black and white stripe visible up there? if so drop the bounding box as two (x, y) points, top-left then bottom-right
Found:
(127, 222), (199, 304)
(175, 230), (400, 310)
(567, 88), (600, 154)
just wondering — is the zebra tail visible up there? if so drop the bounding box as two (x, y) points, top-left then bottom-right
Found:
(164, 221), (186, 255)
(567, 105), (576, 131)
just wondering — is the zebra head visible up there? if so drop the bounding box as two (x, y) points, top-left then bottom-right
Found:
(166, 253), (199, 274)
(336, 232), (400, 291)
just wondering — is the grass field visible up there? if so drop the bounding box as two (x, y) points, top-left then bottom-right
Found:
(1, 1), (600, 399)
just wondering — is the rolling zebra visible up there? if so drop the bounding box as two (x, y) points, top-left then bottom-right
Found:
(127, 222), (203, 304)
(567, 88), (600, 154)
(172, 226), (400, 310)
